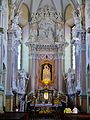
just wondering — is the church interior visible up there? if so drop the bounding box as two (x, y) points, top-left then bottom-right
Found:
(0, 0), (90, 117)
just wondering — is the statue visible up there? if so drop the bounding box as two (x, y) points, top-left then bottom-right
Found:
(19, 69), (26, 92)
(30, 25), (37, 42)
(12, 15), (22, 45)
(56, 21), (64, 41)
(73, 10), (80, 29)
(67, 68), (75, 94)
(47, 27), (53, 39)
(38, 17), (54, 40)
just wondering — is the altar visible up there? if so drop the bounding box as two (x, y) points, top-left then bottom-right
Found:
(30, 103), (61, 114)
(27, 87), (66, 113)
(26, 5), (67, 112)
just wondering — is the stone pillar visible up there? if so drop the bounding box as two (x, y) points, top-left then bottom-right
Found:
(6, 30), (13, 112)
(0, 32), (3, 85)
(85, 0), (90, 113)
(0, 30), (4, 113)
(80, 31), (86, 95)
(12, 47), (18, 91)
(79, 1), (87, 112)
(74, 40), (81, 92)
(78, 1), (87, 112)
(35, 55), (38, 89)
(7, 31), (13, 92)
(55, 55), (58, 89)
(73, 2), (86, 111)
(28, 50), (32, 92)
(57, 50), (63, 93)
(31, 46), (36, 93)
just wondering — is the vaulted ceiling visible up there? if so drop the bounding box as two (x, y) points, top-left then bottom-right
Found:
(23, 0), (79, 16)
(18, 0), (79, 27)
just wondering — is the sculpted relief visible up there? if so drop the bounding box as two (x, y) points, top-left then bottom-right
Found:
(38, 18), (55, 40)
(29, 5), (64, 43)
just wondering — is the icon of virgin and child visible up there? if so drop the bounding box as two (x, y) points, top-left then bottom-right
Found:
(41, 63), (52, 83)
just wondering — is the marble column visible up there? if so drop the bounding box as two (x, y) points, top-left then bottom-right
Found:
(73, 2), (86, 110)
(28, 50), (32, 93)
(85, 0), (90, 113)
(86, 0), (90, 79)
(0, 32), (3, 85)
(6, 30), (13, 112)
(7, 31), (13, 92)
(73, 40), (81, 91)
(79, 1), (87, 112)
(80, 31), (86, 95)
(77, 1), (86, 95)
(12, 47), (18, 91)
(0, 30), (4, 113)
(57, 50), (63, 93)
(35, 55), (38, 89)
(55, 54), (58, 89)
(30, 47), (36, 93)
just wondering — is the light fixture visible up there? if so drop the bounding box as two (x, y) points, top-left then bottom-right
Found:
(44, 92), (48, 100)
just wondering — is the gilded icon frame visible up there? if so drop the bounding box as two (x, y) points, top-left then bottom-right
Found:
(39, 60), (54, 85)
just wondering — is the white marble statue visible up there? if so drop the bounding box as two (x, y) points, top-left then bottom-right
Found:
(67, 68), (75, 94)
(72, 10), (80, 39)
(12, 15), (22, 46)
(30, 27), (37, 42)
(73, 10), (80, 30)
(39, 16), (54, 39)
(47, 26), (53, 39)
(57, 28), (64, 41)
(19, 69), (26, 93)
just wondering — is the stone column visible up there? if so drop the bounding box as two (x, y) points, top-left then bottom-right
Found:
(7, 31), (13, 92)
(0, 29), (4, 113)
(12, 46), (18, 91)
(35, 55), (38, 89)
(28, 49), (32, 92)
(30, 46), (36, 93)
(73, 4), (86, 111)
(79, 1), (87, 112)
(85, 0), (90, 113)
(54, 54), (58, 89)
(6, 30), (13, 112)
(80, 31), (86, 95)
(0, 32), (3, 85)
(57, 49), (63, 93)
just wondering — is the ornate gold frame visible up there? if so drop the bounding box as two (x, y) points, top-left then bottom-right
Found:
(39, 60), (54, 85)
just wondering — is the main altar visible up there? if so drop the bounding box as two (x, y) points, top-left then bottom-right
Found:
(25, 5), (68, 110)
